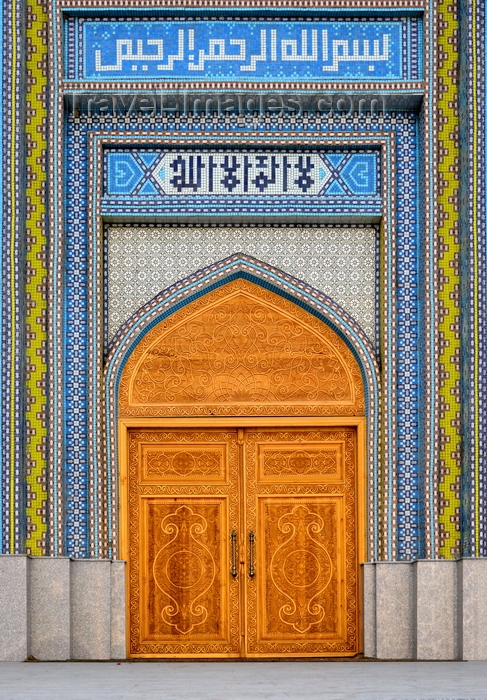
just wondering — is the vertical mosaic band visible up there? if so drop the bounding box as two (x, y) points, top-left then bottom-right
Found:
(463, 0), (487, 556)
(47, 0), (65, 556)
(0, 0), (4, 552)
(480, 0), (487, 556)
(437, 0), (461, 558)
(2, 0), (25, 554)
(25, 0), (48, 556)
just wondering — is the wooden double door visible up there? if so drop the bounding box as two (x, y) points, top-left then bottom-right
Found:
(125, 424), (360, 657)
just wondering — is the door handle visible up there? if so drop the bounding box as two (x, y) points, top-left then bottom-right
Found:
(230, 530), (238, 578)
(248, 531), (255, 578)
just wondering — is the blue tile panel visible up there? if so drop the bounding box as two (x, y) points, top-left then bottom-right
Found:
(64, 110), (419, 560)
(102, 149), (381, 217)
(65, 17), (423, 83)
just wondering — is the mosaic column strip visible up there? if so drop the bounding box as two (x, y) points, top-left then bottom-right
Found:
(436, 0), (461, 558)
(48, 0), (66, 555)
(25, 0), (48, 556)
(480, 0), (487, 557)
(2, 0), (26, 554)
(394, 113), (420, 559)
(461, 0), (487, 557)
(0, 0), (4, 553)
(421, 0), (438, 559)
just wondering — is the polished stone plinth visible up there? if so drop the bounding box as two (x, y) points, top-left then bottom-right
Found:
(0, 556), (125, 661)
(0, 556), (28, 661)
(3, 555), (487, 661)
(363, 558), (487, 660)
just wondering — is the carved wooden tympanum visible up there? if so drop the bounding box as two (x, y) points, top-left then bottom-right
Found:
(119, 280), (364, 417)
(127, 427), (358, 658)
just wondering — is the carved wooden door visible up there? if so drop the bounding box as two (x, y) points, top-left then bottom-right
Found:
(243, 427), (359, 657)
(127, 426), (358, 658)
(127, 428), (242, 657)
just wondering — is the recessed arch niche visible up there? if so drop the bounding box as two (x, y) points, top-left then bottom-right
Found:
(115, 273), (373, 658)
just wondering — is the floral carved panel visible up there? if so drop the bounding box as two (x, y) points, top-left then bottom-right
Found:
(259, 442), (343, 481)
(145, 501), (223, 638)
(119, 279), (365, 417)
(262, 501), (341, 637)
(140, 442), (227, 482)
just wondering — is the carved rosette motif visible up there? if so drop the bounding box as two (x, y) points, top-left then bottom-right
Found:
(143, 445), (224, 480)
(261, 445), (339, 478)
(119, 280), (364, 417)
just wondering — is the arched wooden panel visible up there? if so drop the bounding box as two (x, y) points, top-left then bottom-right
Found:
(119, 279), (364, 417)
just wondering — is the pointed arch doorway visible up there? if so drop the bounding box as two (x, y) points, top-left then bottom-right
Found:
(118, 278), (366, 658)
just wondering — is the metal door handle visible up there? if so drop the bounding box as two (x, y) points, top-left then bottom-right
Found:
(230, 530), (238, 578)
(248, 531), (255, 578)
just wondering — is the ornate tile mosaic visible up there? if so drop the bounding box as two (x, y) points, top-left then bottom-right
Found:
(105, 225), (378, 344)
(0, 0), (478, 578)
(64, 109), (418, 561)
(25, 0), (48, 557)
(1, 0), (25, 554)
(66, 16), (423, 83)
(102, 149), (381, 218)
(461, 0), (487, 557)
(436, 0), (460, 558)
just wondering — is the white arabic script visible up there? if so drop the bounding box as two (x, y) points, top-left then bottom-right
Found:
(93, 28), (392, 74)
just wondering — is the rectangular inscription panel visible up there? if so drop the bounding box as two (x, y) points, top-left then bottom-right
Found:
(105, 150), (379, 199)
(67, 18), (423, 82)
(102, 149), (381, 220)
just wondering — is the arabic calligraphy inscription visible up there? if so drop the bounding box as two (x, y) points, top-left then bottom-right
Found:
(72, 18), (423, 82)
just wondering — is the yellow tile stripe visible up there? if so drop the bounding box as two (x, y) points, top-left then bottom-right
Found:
(25, 0), (48, 555)
(437, 0), (461, 558)
(9, 0), (19, 552)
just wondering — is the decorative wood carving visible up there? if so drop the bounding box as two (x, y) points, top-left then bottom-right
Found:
(127, 425), (358, 658)
(147, 501), (221, 637)
(259, 443), (341, 479)
(128, 429), (241, 657)
(119, 280), (364, 417)
(244, 428), (357, 656)
(264, 501), (339, 636)
(142, 443), (226, 481)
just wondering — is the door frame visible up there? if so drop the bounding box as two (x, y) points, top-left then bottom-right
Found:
(118, 415), (367, 658)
